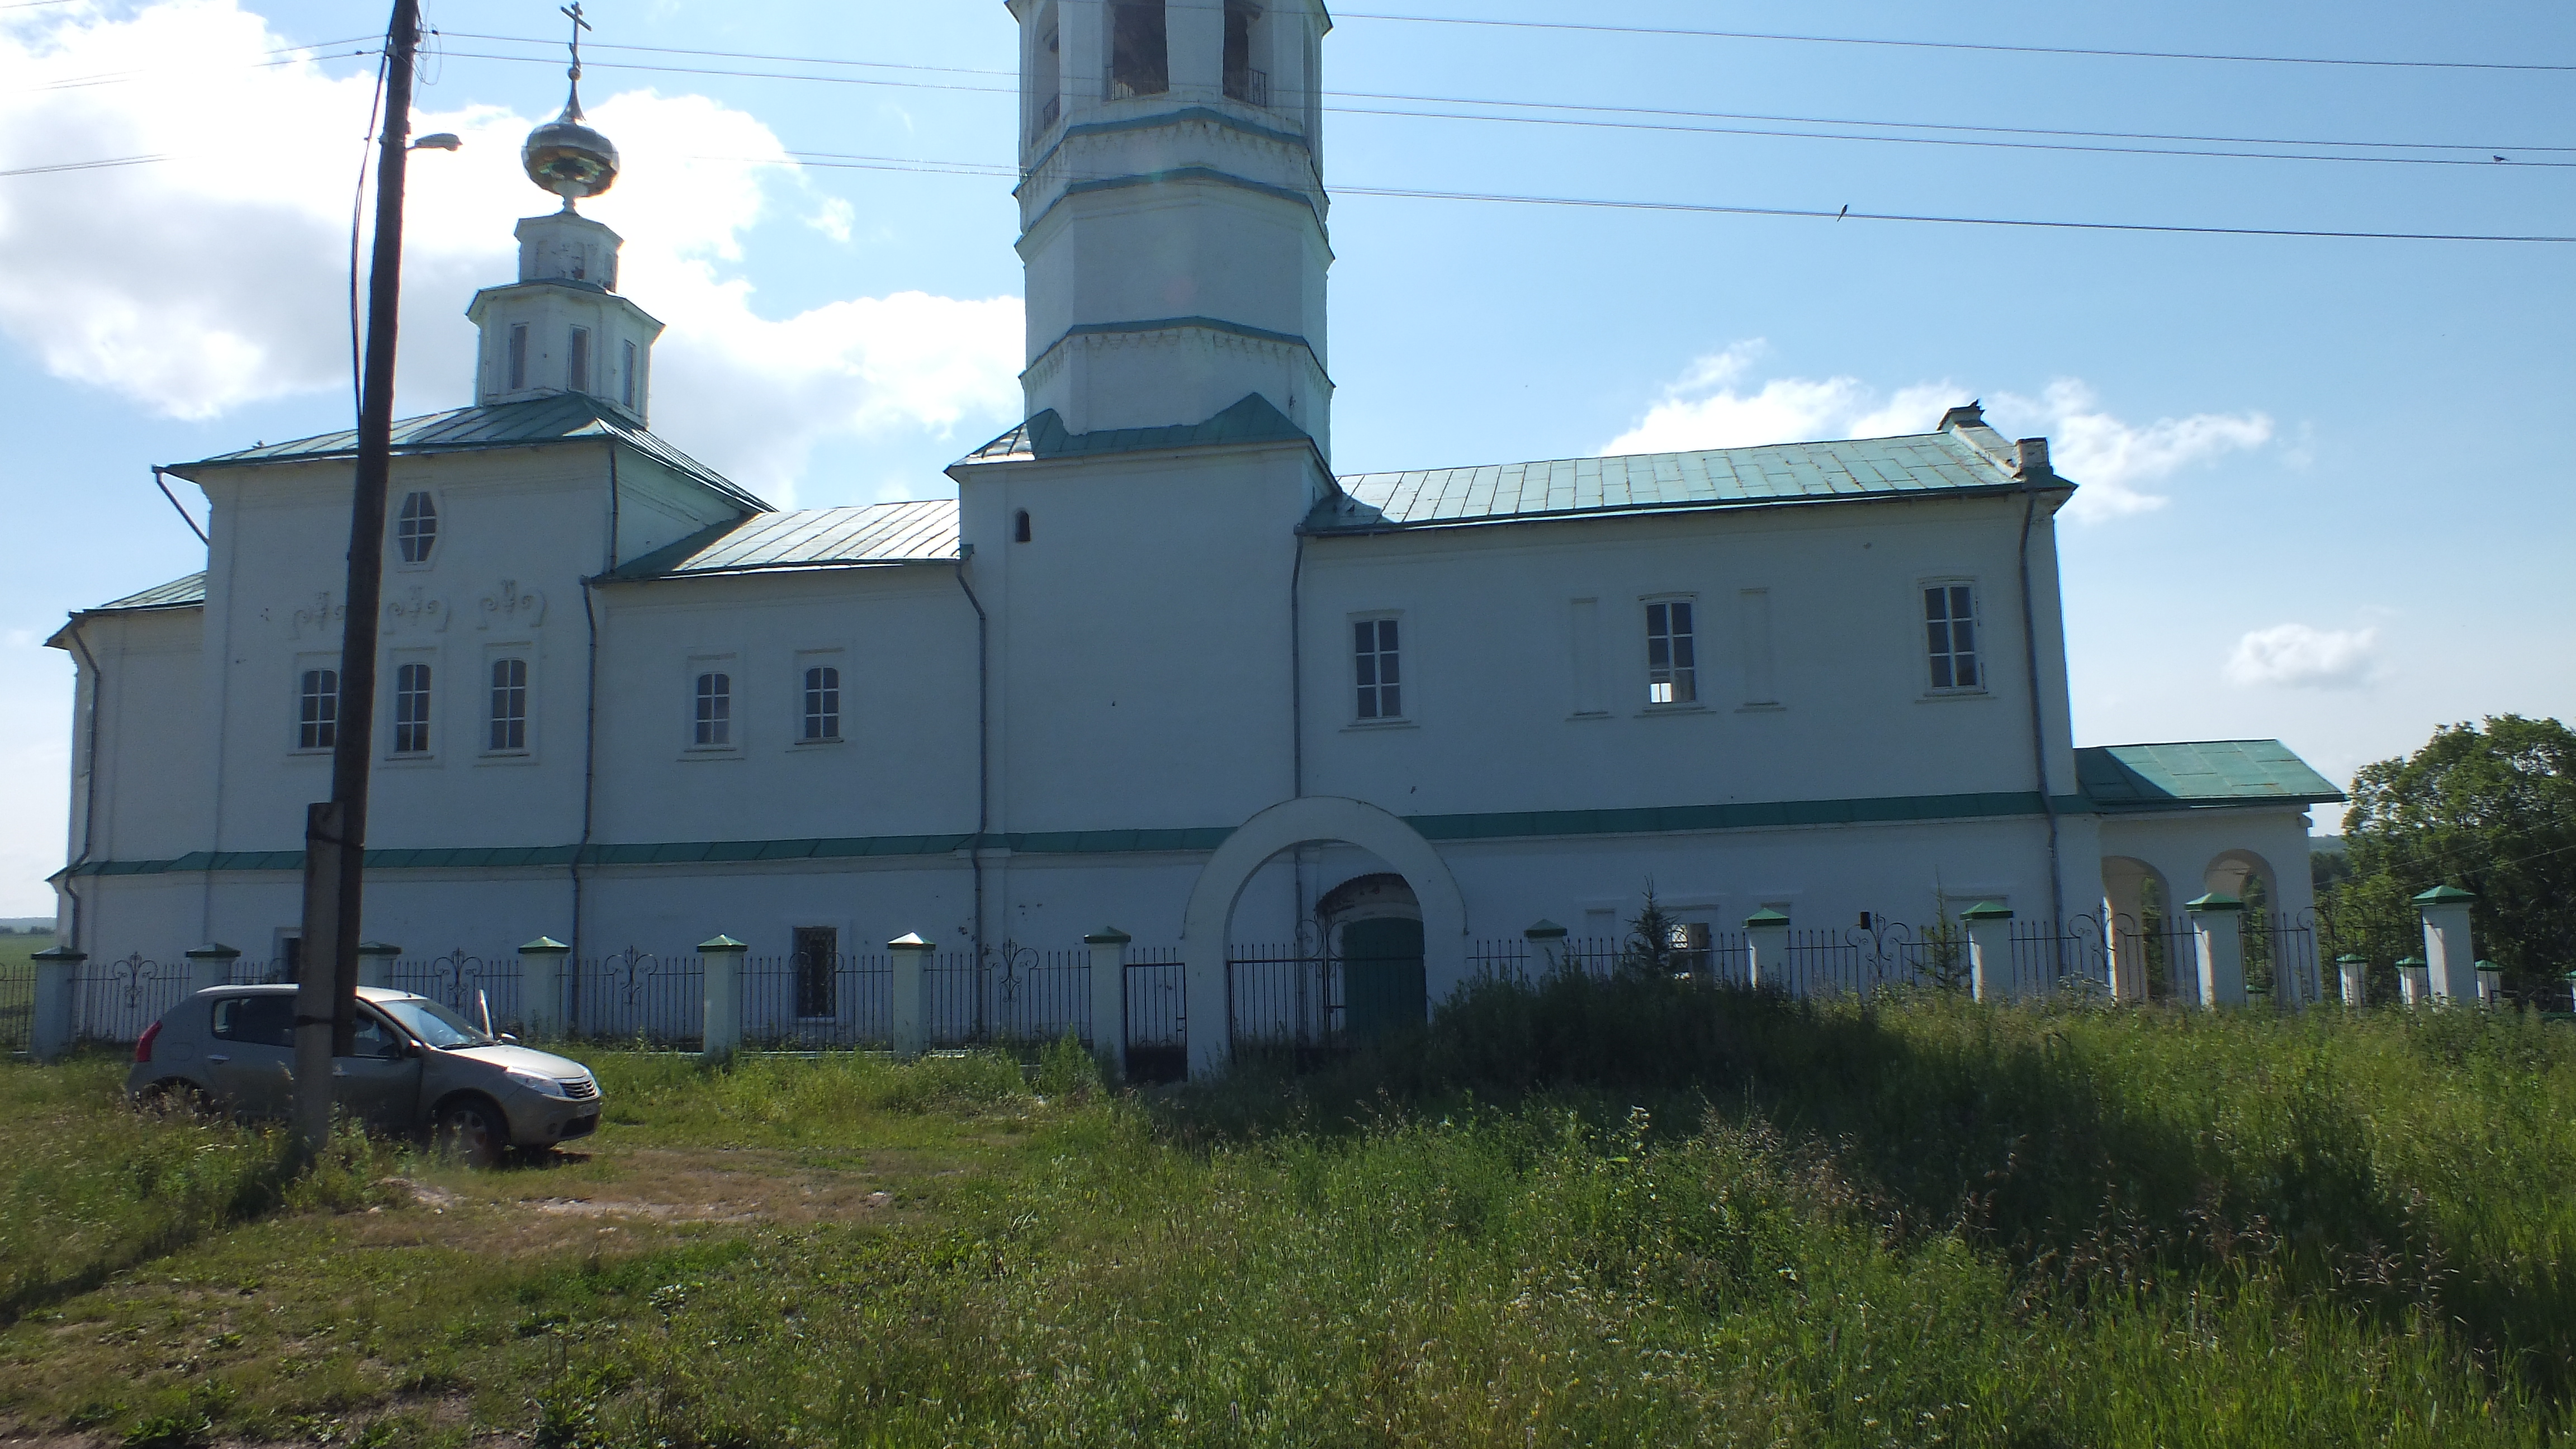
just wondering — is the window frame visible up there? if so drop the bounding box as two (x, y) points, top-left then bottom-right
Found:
(798, 661), (843, 745)
(686, 660), (740, 755)
(1921, 579), (1987, 695)
(293, 662), (340, 754)
(619, 338), (638, 411)
(1642, 595), (1700, 708)
(485, 653), (532, 756)
(1107, 1), (1169, 99)
(505, 322), (529, 391)
(393, 489), (439, 567)
(567, 325), (593, 394)
(389, 657), (434, 757)
(1350, 613), (1405, 724)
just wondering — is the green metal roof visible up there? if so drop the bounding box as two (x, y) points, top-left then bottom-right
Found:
(2075, 740), (2345, 812)
(956, 393), (1315, 466)
(1311, 428), (2044, 533)
(605, 501), (959, 583)
(93, 572), (207, 612)
(173, 394), (771, 514)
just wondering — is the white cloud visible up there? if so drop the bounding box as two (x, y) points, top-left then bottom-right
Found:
(0, 1), (1024, 501)
(1605, 346), (2274, 526)
(1989, 380), (2271, 524)
(2225, 623), (2382, 690)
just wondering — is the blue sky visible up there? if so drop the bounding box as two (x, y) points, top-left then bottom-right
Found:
(2, 0), (2570, 912)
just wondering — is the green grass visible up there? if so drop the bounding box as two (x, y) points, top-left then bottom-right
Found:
(1, 992), (2572, 1446)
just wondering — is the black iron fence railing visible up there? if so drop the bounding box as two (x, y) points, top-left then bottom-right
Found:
(739, 953), (893, 1049)
(0, 963), (32, 1052)
(1227, 945), (1345, 1051)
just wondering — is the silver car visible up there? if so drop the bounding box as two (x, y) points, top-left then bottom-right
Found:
(127, 984), (602, 1164)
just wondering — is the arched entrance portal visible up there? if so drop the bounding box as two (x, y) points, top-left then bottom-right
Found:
(1181, 797), (1467, 1078)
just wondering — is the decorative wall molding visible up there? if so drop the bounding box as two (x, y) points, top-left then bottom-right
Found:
(383, 587), (451, 634)
(287, 592), (345, 641)
(477, 580), (547, 631)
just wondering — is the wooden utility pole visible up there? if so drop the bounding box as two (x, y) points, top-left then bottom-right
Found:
(294, 0), (422, 1156)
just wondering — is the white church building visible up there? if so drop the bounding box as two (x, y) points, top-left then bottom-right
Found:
(47, 0), (2343, 1069)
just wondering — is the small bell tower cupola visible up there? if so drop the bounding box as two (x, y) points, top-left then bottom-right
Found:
(1011, 0), (1335, 454)
(465, 3), (664, 422)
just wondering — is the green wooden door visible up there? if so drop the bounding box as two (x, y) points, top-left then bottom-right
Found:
(1341, 917), (1426, 1043)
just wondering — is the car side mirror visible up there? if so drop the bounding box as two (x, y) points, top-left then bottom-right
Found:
(499, 1033), (520, 1045)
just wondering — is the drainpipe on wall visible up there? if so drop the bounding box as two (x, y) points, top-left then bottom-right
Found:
(2014, 438), (2067, 935)
(954, 548), (989, 973)
(1289, 529), (1310, 922)
(60, 620), (103, 953)
(569, 442), (618, 1023)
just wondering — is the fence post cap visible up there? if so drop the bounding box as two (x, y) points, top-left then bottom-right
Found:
(1523, 918), (1568, 941)
(2334, 954), (2367, 964)
(2476, 959), (2501, 972)
(1083, 927), (1133, 946)
(887, 932), (935, 951)
(355, 941), (402, 957)
(1744, 908), (1791, 928)
(2413, 884), (2478, 905)
(184, 941), (245, 960)
(1959, 901), (2014, 922)
(519, 936), (571, 954)
(2397, 955), (2428, 968)
(698, 934), (749, 953)
(29, 946), (85, 963)
(2184, 892), (2244, 913)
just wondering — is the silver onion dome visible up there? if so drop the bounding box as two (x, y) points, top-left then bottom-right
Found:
(523, 108), (619, 205)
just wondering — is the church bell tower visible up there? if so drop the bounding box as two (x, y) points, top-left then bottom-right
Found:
(1010, 0), (1333, 456)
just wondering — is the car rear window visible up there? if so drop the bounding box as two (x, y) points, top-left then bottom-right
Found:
(211, 995), (294, 1047)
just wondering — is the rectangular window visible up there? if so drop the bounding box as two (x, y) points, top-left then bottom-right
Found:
(1925, 584), (1982, 690)
(1353, 618), (1401, 720)
(567, 326), (591, 393)
(506, 323), (528, 390)
(802, 665), (841, 741)
(395, 490), (437, 564)
(1646, 600), (1697, 705)
(489, 657), (529, 751)
(694, 671), (732, 747)
(297, 668), (339, 750)
(392, 661), (432, 754)
(793, 926), (839, 1019)
(1109, 1), (1168, 97)
(1669, 921), (1712, 977)
(1223, 1), (1266, 105)
(620, 339), (637, 410)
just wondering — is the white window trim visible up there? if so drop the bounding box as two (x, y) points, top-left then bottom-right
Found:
(383, 650), (441, 764)
(480, 646), (537, 762)
(391, 488), (442, 572)
(684, 656), (742, 757)
(290, 654), (342, 756)
(1638, 592), (1706, 713)
(1919, 576), (1990, 698)
(1348, 610), (1408, 726)
(793, 650), (846, 749)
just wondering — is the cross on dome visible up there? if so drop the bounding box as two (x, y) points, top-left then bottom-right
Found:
(520, 2), (619, 209)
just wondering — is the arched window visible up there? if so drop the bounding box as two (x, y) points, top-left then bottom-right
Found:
(694, 672), (732, 747)
(392, 662), (432, 754)
(1224, 1), (1266, 106)
(567, 326), (593, 393)
(1014, 509), (1033, 543)
(489, 657), (529, 751)
(396, 492), (438, 564)
(1109, 1), (1167, 98)
(803, 666), (841, 741)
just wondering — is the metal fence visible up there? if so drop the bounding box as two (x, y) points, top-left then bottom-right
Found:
(73, 952), (193, 1044)
(576, 948), (706, 1045)
(1227, 944), (1344, 1051)
(388, 950), (522, 1027)
(740, 953), (893, 1049)
(0, 962), (31, 1052)
(988, 946), (1092, 1045)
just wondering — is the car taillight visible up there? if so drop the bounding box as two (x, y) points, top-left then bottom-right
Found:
(135, 1021), (160, 1064)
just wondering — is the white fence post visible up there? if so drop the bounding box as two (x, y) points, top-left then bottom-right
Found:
(1744, 909), (1789, 990)
(1962, 902), (2012, 1002)
(356, 941), (400, 992)
(183, 942), (242, 996)
(2397, 956), (2429, 1008)
(699, 935), (746, 1062)
(1085, 927), (1130, 1081)
(889, 932), (932, 1058)
(2476, 960), (2503, 1009)
(29, 946), (81, 1061)
(2416, 886), (2477, 1006)
(2186, 893), (2246, 1008)
(1523, 920), (1568, 978)
(2336, 954), (2368, 1008)
(519, 937), (570, 1039)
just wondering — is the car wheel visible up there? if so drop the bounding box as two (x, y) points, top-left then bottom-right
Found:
(136, 1079), (211, 1118)
(432, 1095), (508, 1168)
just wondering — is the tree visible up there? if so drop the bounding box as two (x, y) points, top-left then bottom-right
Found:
(2321, 715), (2576, 992)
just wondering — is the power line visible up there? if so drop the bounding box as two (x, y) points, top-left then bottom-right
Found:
(1330, 11), (2576, 75)
(765, 150), (2576, 243)
(0, 154), (166, 178)
(428, 46), (2576, 172)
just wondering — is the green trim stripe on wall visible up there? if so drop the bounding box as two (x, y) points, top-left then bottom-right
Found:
(51, 789), (2122, 879)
